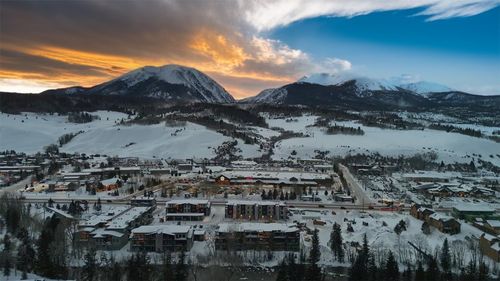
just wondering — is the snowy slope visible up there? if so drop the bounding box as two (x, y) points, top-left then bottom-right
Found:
(268, 116), (500, 166)
(398, 81), (452, 95)
(299, 73), (399, 94)
(114, 65), (235, 103)
(243, 88), (288, 104)
(245, 73), (456, 104)
(299, 73), (454, 95)
(0, 112), (259, 159)
(42, 64), (235, 103)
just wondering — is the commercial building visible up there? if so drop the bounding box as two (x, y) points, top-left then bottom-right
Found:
(215, 223), (300, 251)
(130, 225), (193, 252)
(225, 200), (287, 221)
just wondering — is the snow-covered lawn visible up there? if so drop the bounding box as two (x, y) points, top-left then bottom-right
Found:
(295, 209), (494, 268)
(271, 118), (500, 166)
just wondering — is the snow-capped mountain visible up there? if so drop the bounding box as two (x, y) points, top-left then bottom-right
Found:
(43, 64), (235, 103)
(297, 73), (452, 96)
(397, 81), (452, 95)
(243, 73), (497, 110)
(298, 73), (399, 95)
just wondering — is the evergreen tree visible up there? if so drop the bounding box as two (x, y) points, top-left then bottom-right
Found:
(306, 229), (321, 281)
(367, 254), (378, 281)
(82, 248), (97, 281)
(35, 224), (55, 277)
(287, 253), (300, 281)
(330, 222), (345, 262)
(402, 263), (412, 281)
(127, 252), (151, 281)
(421, 221), (431, 235)
(3, 257), (10, 277)
(384, 251), (399, 281)
(162, 251), (173, 280)
(110, 260), (122, 281)
(440, 238), (452, 281)
(426, 257), (440, 281)
(461, 259), (477, 281)
(415, 260), (425, 281)
(17, 227), (35, 276)
(349, 234), (370, 281)
(362, 233), (369, 258)
(175, 249), (188, 281)
(477, 261), (489, 281)
(276, 259), (288, 281)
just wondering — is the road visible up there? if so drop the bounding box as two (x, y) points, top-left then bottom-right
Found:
(18, 195), (459, 212)
(338, 164), (373, 206)
(0, 177), (31, 194)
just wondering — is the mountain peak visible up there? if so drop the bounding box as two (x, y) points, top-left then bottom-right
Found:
(43, 64), (235, 103)
(298, 72), (453, 95)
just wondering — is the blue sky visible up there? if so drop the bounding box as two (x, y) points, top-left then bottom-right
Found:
(269, 7), (500, 95)
(1, 1), (499, 97)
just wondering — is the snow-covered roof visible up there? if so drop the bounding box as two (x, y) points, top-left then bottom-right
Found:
(131, 225), (192, 235)
(452, 204), (495, 213)
(194, 230), (206, 235)
(213, 170), (330, 181)
(226, 200), (285, 206)
(231, 160), (257, 166)
(400, 171), (461, 180)
(166, 199), (209, 205)
(101, 177), (120, 186)
(106, 207), (151, 230)
(218, 223), (299, 233)
(482, 233), (498, 242)
(429, 212), (456, 222)
(91, 228), (126, 238)
(45, 207), (75, 219)
(165, 213), (205, 217)
(486, 220), (500, 228)
(79, 206), (130, 227)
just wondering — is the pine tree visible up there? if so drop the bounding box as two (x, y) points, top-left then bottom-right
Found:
(110, 260), (122, 281)
(330, 222), (344, 262)
(415, 261), (425, 281)
(402, 264), (412, 281)
(175, 249), (188, 281)
(477, 261), (489, 281)
(82, 248), (97, 281)
(462, 259), (477, 281)
(287, 253), (300, 281)
(367, 254), (378, 281)
(276, 259), (288, 281)
(3, 256), (11, 277)
(362, 233), (369, 258)
(384, 251), (399, 281)
(306, 229), (321, 281)
(440, 238), (452, 281)
(426, 256), (440, 281)
(421, 221), (431, 235)
(162, 251), (173, 280)
(349, 233), (370, 281)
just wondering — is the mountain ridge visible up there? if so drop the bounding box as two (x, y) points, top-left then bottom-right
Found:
(42, 64), (235, 103)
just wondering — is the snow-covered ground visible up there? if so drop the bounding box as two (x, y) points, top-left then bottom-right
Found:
(0, 111), (127, 154)
(269, 117), (500, 166)
(0, 111), (260, 159)
(2, 111), (499, 165)
(293, 209), (497, 268)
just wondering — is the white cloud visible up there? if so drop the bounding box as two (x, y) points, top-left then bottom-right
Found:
(241, 0), (500, 31)
(322, 57), (352, 73)
(0, 78), (59, 94)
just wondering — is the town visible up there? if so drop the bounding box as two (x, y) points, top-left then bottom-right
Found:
(0, 148), (498, 280)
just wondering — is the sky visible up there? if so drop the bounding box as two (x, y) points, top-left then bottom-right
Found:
(0, 0), (499, 99)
